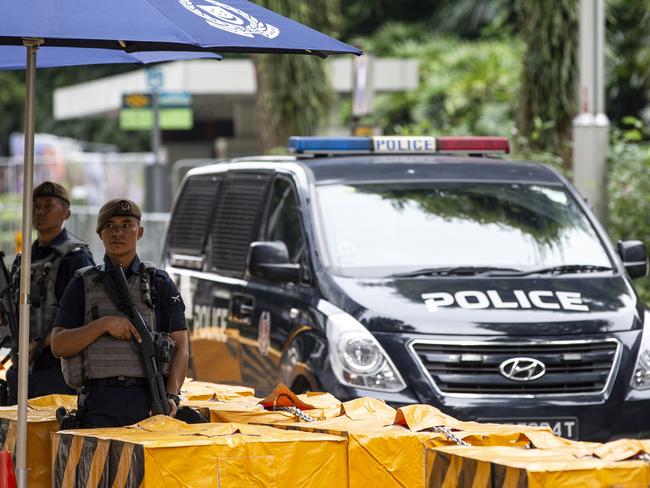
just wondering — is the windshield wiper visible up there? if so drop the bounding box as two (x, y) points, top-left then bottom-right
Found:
(488, 264), (614, 277)
(390, 266), (523, 278)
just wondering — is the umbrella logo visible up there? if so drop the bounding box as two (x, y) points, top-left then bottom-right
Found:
(179, 0), (280, 39)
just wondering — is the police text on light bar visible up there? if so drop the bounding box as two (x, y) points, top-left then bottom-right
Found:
(288, 136), (509, 155)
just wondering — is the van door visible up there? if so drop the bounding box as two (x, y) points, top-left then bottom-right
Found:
(240, 175), (313, 394)
(167, 171), (270, 385)
(164, 173), (242, 384)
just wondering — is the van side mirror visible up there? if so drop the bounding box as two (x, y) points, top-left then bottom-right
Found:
(617, 240), (648, 279)
(248, 241), (301, 283)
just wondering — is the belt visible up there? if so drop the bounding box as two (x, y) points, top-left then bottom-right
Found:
(87, 377), (147, 388)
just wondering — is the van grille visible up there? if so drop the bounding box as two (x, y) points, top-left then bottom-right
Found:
(411, 340), (619, 396)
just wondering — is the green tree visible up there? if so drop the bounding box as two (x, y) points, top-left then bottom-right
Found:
(607, 0), (650, 126)
(0, 72), (25, 155)
(516, 0), (578, 169)
(254, 0), (341, 152)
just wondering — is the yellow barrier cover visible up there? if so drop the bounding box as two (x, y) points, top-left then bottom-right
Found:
(428, 445), (650, 488)
(180, 379), (255, 401)
(258, 402), (568, 488)
(52, 416), (348, 488)
(0, 394), (76, 488)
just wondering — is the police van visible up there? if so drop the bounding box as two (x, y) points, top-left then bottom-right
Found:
(163, 135), (649, 441)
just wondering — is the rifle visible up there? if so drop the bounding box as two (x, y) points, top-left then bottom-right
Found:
(103, 265), (170, 416)
(0, 252), (19, 353)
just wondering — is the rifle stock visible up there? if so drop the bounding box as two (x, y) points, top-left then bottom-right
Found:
(105, 266), (170, 416)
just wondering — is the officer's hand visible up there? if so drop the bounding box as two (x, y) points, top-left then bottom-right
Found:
(168, 399), (178, 418)
(104, 317), (142, 343)
(28, 339), (41, 366)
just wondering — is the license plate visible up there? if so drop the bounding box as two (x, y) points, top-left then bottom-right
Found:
(478, 417), (579, 440)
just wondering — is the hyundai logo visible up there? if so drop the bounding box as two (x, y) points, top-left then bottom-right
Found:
(499, 357), (546, 382)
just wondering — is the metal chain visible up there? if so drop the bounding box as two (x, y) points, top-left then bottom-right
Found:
(274, 406), (317, 422)
(430, 425), (471, 447)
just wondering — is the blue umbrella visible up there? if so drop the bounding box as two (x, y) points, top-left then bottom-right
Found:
(0, 0), (359, 56)
(0, 46), (221, 70)
(0, 2), (360, 485)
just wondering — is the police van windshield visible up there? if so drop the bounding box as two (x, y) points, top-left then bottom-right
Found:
(315, 182), (612, 278)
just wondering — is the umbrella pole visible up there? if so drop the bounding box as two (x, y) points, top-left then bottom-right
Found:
(15, 38), (41, 488)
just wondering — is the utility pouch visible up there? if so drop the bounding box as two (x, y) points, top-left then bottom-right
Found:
(154, 331), (175, 376)
(60, 353), (85, 389)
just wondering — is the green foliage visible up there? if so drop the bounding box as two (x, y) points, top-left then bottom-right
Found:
(0, 72), (25, 155)
(360, 27), (523, 138)
(607, 0), (650, 126)
(608, 120), (650, 301)
(516, 0), (578, 164)
(254, 0), (340, 151)
(340, 0), (438, 39)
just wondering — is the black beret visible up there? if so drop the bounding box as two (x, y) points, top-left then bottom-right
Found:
(33, 181), (70, 205)
(96, 198), (142, 233)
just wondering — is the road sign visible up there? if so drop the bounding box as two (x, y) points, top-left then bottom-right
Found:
(146, 67), (164, 91)
(120, 92), (193, 130)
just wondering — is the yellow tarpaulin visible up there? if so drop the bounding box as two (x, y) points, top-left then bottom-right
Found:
(180, 379), (255, 401)
(0, 394), (76, 488)
(204, 384), (345, 424)
(428, 445), (650, 488)
(259, 401), (560, 487)
(53, 416), (348, 488)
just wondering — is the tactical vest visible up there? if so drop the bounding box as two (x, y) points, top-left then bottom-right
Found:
(61, 263), (157, 388)
(27, 234), (88, 342)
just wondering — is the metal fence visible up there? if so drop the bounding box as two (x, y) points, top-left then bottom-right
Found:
(66, 209), (169, 265)
(0, 153), (169, 265)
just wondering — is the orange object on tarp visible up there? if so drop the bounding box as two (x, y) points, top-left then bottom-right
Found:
(427, 445), (650, 488)
(0, 394), (76, 488)
(207, 384), (344, 424)
(52, 416), (347, 488)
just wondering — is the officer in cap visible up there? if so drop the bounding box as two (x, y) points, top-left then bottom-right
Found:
(5, 181), (94, 404)
(51, 198), (189, 427)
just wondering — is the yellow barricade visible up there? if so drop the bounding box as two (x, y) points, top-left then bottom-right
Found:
(256, 402), (568, 488)
(427, 445), (650, 488)
(52, 416), (348, 488)
(180, 379), (255, 401)
(0, 394), (76, 488)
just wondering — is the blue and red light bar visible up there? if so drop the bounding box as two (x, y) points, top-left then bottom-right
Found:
(288, 136), (510, 156)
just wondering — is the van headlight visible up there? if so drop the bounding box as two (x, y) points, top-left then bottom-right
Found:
(326, 312), (406, 392)
(631, 311), (650, 390)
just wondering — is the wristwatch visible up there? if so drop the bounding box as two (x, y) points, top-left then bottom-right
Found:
(166, 393), (182, 407)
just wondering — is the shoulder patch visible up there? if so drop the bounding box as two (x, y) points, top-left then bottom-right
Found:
(77, 265), (100, 277)
(169, 294), (183, 305)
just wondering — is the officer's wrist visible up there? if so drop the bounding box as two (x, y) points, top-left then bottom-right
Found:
(166, 393), (183, 407)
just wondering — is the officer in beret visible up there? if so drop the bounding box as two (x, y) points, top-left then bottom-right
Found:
(51, 198), (189, 427)
(5, 181), (94, 404)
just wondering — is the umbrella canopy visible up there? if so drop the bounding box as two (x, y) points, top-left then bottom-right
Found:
(0, 0), (361, 56)
(0, 46), (221, 70)
(0, 2), (359, 486)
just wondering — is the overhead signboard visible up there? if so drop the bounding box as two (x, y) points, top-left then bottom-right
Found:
(119, 92), (193, 130)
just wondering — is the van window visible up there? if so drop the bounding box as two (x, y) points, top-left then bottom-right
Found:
(167, 174), (220, 268)
(315, 182), (613, 278)
(265, 178), (305, 263)
(209, 173), (270, 277)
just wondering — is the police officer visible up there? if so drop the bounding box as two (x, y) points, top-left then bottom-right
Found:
(51, 198), (189, 427)
(5, 181), (94, 404)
